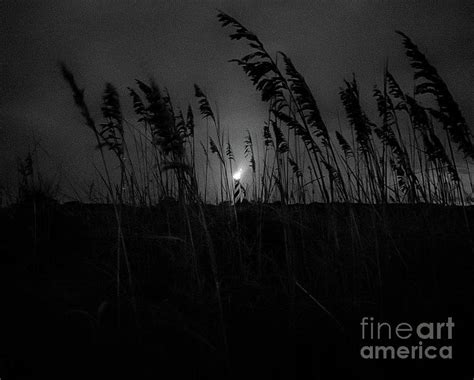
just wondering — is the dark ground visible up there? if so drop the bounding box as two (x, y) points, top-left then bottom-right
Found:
(2, 199), (474, 379)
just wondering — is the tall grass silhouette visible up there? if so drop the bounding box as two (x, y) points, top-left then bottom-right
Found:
(58, 11), (473, 207)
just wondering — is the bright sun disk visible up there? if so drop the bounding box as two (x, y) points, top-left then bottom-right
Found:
(233, 168), (243, 181)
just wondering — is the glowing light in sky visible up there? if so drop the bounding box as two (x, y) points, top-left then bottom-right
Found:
(233, 168), (243, 181)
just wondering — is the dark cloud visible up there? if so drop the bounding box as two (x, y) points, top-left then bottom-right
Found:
(1, 0), (473, 193)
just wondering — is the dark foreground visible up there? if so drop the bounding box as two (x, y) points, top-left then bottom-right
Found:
(2, 200), (474, 379)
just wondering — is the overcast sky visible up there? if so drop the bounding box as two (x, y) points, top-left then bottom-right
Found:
(1, 0), (473, 197)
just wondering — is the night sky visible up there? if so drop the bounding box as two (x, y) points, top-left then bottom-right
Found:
(1, 0), (473, 197)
